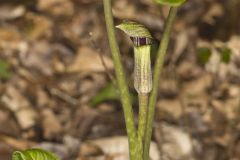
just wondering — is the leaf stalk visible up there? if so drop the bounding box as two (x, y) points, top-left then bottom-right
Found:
(143, 7), (179, 160)
(103, 0), (139, 159)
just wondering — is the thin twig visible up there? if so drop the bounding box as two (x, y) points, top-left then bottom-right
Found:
(89, 33), (117, 85)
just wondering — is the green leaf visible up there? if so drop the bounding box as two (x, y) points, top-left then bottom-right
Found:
(12, 149), (59, 160)
(220, 47), (231, 64)
(153, 0), (186, 6)
(0, 59), (11, 79)
(116, 21), (153, 39)
(90, 83), (119, 106)
(89, 82), (137, 107)
(197, 47), (212, 65)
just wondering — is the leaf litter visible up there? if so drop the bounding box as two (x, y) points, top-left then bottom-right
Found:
(0, 0), (240, 160)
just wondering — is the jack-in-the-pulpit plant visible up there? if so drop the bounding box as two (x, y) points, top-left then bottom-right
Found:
(105, 0), (187, 159)
(103, 0), (186, 160)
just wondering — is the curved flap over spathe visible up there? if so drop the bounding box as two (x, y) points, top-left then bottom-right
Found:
(116, 21), (154, 46)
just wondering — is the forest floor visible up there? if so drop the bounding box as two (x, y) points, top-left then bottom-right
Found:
(0, 0), (240, 160)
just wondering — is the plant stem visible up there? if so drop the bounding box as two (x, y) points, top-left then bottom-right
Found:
(138, 94), (148, 142)
(103, 0), (138, 159)
(138, 94), (149, 160)
(143, 7), (178, 160)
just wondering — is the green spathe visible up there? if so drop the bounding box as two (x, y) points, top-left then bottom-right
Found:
(154, 0), (186, 6)
(12, 149), (59, 160)
(116, 21), (153, 39)
(134, 45), (152, 94)
(117, 21), (153, 94)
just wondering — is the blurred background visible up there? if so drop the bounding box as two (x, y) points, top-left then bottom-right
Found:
(0, 0), (240, 160)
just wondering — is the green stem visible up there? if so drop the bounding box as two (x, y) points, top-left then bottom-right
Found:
(138, 94), (149, 160)
(103, 0), (138, 159)
(138, 94), (149, 142)
(143, 7), (178, 160)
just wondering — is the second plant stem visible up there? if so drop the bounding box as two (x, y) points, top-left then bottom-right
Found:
(143, 7), (179, 160)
